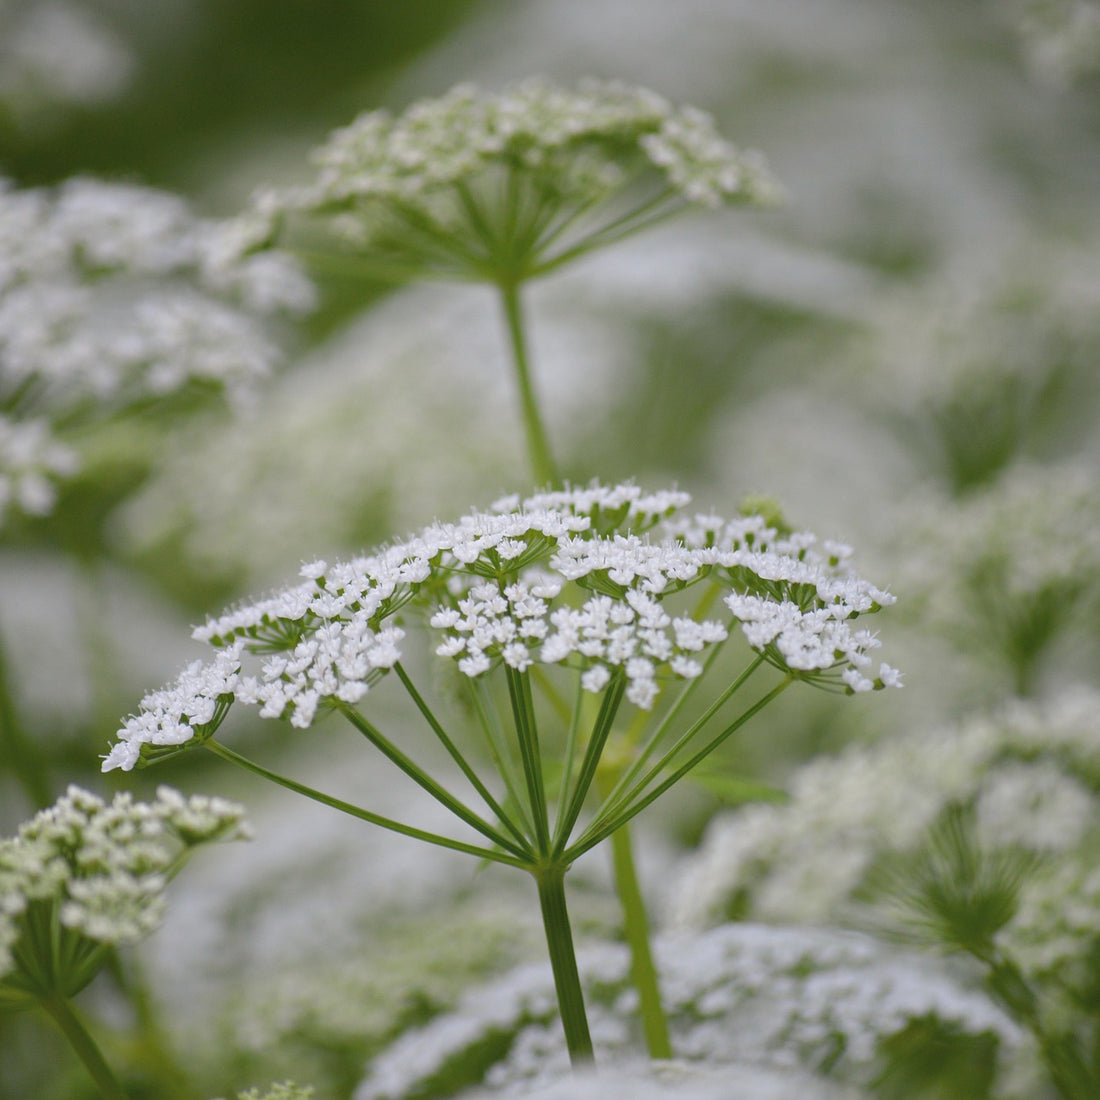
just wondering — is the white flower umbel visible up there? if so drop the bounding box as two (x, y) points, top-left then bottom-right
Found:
(0, 784), (250, 1004)
(0, 784), (249, 1098)
(0, 176), (314, 526)
(354, 924), (1017, 1100)
(254, 78), (779, 284)
(105, 482), (896, 1066)
(245, 79), (778, 486)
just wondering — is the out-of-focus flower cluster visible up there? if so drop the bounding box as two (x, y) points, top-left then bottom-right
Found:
(104, 482), (897, 772)
(672, 688), (1100, 1013)
(0, 176), (314, 528)
(355, 923), (1017, 1100)
(0, 0), (134, 121)
(893, 463), (1100, 694)
(0, 785), (249, 1002)
(247, 78), (779, 279)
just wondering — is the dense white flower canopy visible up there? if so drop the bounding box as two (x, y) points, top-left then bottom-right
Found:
(105, 482), (897, 773)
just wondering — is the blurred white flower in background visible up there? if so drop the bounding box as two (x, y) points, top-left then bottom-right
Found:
(0, 0), (134, 123)
(0, 176), (313, 529)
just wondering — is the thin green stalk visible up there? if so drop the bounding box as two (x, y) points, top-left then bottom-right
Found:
(337, 703), (530, 859)
(551, 675), (626, 855)
(466, 678), (538, 842)
(534, 864), (594, 1066)
(499, 280), (560, 486)
(39, 996), (129, 1100)
(393, 662), (528, 851)
(568, 677), (793, 860)
(602, 805), (672, 1060)
(589, 652), (766, 835)
(533, 191), (682, 276)
(204, 739), (533, 869)
(506, 668), (551, 855)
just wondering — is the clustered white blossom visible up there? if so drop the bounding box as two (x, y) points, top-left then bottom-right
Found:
(0, 785), (249, 995)
(0, 176), (314, 526)
(355, 923), (1018, 1100)
(104, 483), (897, 772)
(246, 78), (779, 273)
(671, 688), (1100, 943)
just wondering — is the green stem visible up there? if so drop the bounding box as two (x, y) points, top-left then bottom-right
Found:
(589, 651), (765, 836)
(505, 668), (551, 856)
(551, 674), (626, 855)
(393, 662), (529, 851)
(599, 774), (672, 1060)
(568, 677), (793, 861)
(534, 864), (594, 1066)
(498, 280), (560, 486)
(39, 996), (128, 1100)
(337, 704), (530, 859)
(204, 739), (533, 869)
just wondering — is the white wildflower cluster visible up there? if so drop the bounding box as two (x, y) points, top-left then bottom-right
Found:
(355, 923), (1017, 1100)
(671, 688), (1100, 938)
(0, 0), (133, 119)
(0, 176), (314, 526)
(0, 785), (249, 996)
(250, 78), (778, 273)
(105, 483), (897, 772)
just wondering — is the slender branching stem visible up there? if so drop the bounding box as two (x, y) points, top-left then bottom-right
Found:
(39, 996), (129, 1100)
(506, 668), (551, 856)
(534, 863), (594, 1066)
(466, 678), (539, 841)
(204, 739), (533, 869)
(337, 703), (530, 858)
(589, 652), (766, 834)
(551, 675), (626, 855)
(568, 677), (793, 860)
(393, 662), (529, 850)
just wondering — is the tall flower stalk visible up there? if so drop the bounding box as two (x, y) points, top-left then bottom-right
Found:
(239, 78), (780, 1054)
(105, 483), (899, 1065)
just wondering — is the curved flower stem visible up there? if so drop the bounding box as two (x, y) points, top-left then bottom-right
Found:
(598, 774), (672, 1060)
(204, 739), (533, 869)
(534, 863), (594, 1066)
(39, 996), (128, 1100)
(498, 280), (560, 487)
